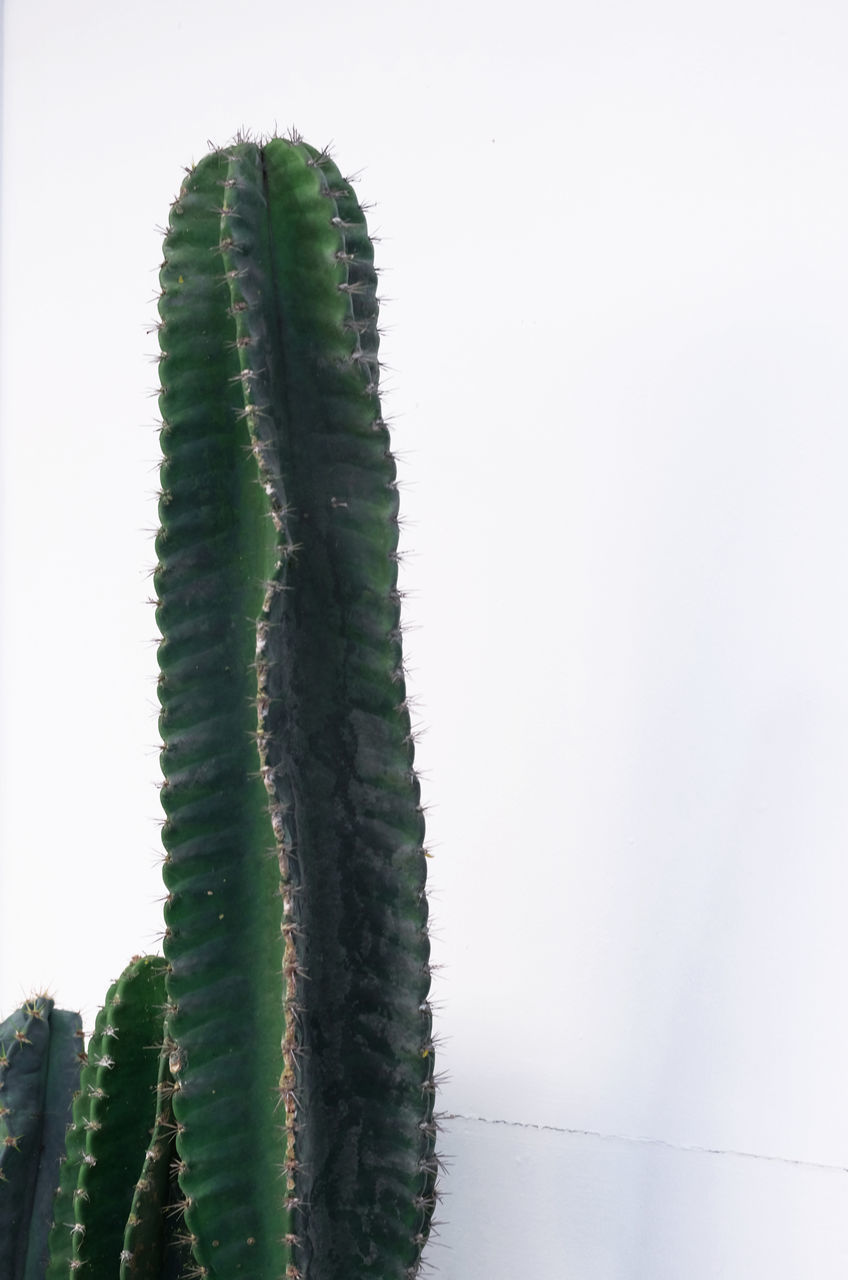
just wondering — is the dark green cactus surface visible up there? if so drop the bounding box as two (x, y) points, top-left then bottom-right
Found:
(155, 134), (436, 1279)
(0, 996), (82, 1280)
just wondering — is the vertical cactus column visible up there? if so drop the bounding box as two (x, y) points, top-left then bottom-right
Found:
(156, 135), (435, 1280)
(0, 997), (82, 1280)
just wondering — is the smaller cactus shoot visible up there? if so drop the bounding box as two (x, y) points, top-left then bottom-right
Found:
(44, 956), (169, 1279)
(0, 997), (83, 1280)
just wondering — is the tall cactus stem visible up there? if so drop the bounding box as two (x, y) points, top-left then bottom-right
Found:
(156, 135), (435, 1280)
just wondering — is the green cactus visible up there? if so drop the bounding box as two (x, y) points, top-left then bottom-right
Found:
(2, 131), (436, 1279)
(0, 997), (83, 1280)
(45, 956), (170, 1279)
(155, 132), (435, 1280)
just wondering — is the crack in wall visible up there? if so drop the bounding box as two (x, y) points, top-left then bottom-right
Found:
(442, 1112), (848, 1175)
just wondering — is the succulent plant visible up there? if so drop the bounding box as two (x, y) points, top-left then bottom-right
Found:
(0, 996), (83, 1280)
(1, 132), (436, 1280)
(44, 956), (175, 1280)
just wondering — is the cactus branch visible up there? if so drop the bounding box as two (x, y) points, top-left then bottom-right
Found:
(0, 997), (83, 1280)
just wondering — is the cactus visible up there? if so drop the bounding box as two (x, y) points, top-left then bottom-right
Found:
(45, 956), (171, 1279)
(155, 131), (435, 1280)
(0, 997), (83, 1280)
(2, 131), (436, 1279)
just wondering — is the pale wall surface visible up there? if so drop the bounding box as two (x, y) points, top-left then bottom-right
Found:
(433, 1118), (848, 1278)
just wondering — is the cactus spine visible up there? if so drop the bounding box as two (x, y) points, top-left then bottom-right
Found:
(1, 132), (436, 1280)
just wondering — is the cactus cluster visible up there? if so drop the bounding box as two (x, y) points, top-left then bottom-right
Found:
(1, 132), (437, 1279)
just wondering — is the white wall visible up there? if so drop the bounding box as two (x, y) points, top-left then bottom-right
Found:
(3, 2), (848, 1274)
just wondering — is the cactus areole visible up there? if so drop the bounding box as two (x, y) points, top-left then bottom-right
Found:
(0, 135), (436, 1280)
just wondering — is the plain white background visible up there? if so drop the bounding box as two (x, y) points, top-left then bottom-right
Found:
(3, 2), (848, 1274)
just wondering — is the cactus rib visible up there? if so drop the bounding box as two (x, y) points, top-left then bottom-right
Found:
(119, 1040), (188, 1280)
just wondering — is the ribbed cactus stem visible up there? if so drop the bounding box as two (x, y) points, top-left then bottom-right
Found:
(45, 956), (166, 1279)
(156, 135), (436, 1280)
(0, 997), (83, 1280)
(27, 1010), (83, 1280)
